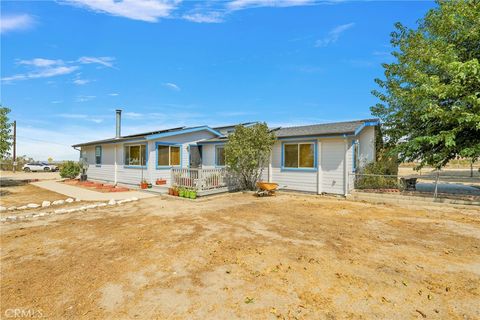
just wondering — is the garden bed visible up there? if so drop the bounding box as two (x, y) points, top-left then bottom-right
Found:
(63, 179), (130, 193)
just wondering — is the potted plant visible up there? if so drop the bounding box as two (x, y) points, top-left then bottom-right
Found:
(173, 186), (179, 196)
(156, 178), (167, 185)
(190, 188), (197, 199)
(179, 187), (185, 197)
(147, 183), (152, 188)
(168, 187), (173, 195)
(140, 179), (148, 189)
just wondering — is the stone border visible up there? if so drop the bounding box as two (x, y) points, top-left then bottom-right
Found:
(0, 198), (79, 212)
(1, 197), (139, 223)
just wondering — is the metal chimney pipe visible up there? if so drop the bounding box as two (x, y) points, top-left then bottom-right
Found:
(115, 109), (122, 138)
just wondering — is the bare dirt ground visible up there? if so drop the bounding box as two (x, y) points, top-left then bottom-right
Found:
(0, 183), (67, 208)
(1, 193), (479, 319)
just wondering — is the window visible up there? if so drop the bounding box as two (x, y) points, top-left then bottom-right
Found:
(124, 144), (146, 166)
(353, 140), (359, 172)
(95, 146), (102, 165)
(157, 144), (181, 167)
(215, 145), (225, 166)
(283, 142), (315, 169)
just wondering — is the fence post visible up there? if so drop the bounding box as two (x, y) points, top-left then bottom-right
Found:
(433, 169), (439, 199)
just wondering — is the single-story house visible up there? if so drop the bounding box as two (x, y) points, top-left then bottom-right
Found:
(72, 110), (379, 196)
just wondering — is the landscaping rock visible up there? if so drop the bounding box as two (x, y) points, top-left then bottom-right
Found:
(65, 198), (74, 203)
(0, 218), (6, 222)
(52, 200), (65, 205)
(7, 206), (17, 211)
(108, 199), (116, 205)
(27, 203), (40, 209)
(75, 198), (81, 202)
(6, 216), (17, 221)
(0, 206), (6, 211)
(17, 206), (28, 210)
(42, 201), (51, 207)
(54, 209), (67, 214)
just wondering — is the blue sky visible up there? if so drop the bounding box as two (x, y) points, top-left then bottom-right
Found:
(1, 0), (435, 160)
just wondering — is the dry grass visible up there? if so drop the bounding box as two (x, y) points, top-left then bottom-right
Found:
(1, 193), (479, 319)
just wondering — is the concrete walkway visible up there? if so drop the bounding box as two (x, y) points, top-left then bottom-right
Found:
(32, 180), (157, 201)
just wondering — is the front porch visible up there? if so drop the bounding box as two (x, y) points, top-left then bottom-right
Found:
(168, 167), (236, 196)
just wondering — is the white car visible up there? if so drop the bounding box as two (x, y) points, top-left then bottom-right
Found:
(23, 162), (59, 172)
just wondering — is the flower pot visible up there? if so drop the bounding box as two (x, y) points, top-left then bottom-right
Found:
(173, 190), (179, 196)
(179, 190), (184, 197)
(168, 188), (173, 195)
(190, 191), (196, 199)
(147, 183), (152, 188)
(140, 183), (148, 189)
(156, 179), (166, 185)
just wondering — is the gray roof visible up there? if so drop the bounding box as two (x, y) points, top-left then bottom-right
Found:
(274, 118), (379, 138)
(72, 126), (186, 147)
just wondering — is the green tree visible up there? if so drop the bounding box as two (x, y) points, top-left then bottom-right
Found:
(0, 107), (12, 159)
(225, 123), (276, 190)
(60, 161), (81, 179)
(371, 0), (480, 169)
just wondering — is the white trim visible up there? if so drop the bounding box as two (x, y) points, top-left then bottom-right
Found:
(317, 139), (322, 194)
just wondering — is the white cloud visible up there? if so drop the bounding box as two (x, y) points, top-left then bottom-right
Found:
(2, 56), (115, 83)
(65, 0), (179, 22)
(162, 82), (180, 91)
(108, 92), (119, 96)
(227, 0), (314, 11)
(57, 113), (104, 123)
(51, 100), (63, 104)
(183, 11), (224, 23)
(78, 56), (115, 68)
(18, 58), (63, 67)
(73, 79), (91, 85)
(1, 66), (79, 82)
(75, 95), (96, 102)
(0, 14), (35, 34)
(315, 22), (355, 47)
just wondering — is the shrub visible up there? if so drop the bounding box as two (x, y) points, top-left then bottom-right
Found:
(60, 161), (81, 179)
(225, 123), (276, 190)
(355, 156), (400, 189)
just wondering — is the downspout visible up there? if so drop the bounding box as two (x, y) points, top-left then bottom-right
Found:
(317, 139), (322, 194)
(344, 136), (348, 196)
(268, 150), (272, 183)
(115, 109), (122, 185)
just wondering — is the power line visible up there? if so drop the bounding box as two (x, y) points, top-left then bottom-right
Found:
(16, 135), (72, 147)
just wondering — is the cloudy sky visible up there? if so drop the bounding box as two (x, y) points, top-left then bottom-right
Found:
(1, 0), (434, 160)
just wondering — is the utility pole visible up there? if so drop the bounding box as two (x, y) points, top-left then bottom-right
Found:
(12, 120), (16, 173)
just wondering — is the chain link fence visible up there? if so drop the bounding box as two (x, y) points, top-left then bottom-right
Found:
(351, 172), (480, 201)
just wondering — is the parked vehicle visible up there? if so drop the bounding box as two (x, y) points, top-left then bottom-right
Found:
(23, 162), (59, 172)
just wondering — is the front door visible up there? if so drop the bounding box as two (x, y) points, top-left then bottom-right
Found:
(189, 145), (202, 168)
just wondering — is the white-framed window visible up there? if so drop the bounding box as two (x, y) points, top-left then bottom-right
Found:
(283, 142), (315, 169)
(157, 144), (181, 167)
(124, 144), (147, 166)
(95, 146), (102, 165)
(215, 145), (225, 166)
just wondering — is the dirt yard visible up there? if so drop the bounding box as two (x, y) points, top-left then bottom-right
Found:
(1, 193), (479, 319)
(0, 182), (67, 208)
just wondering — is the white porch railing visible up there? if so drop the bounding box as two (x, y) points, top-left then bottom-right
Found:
(171, 168), (229, 191)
